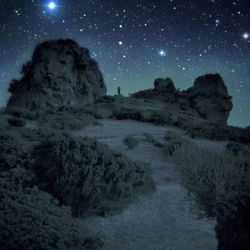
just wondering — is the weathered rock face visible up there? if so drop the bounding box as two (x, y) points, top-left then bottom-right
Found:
(132, 77), (177, 102)
(186, 74), (233, 125)
(154, 78), (176, 93)
(132, 73), (233, 125)
(7, 39), (107, 111)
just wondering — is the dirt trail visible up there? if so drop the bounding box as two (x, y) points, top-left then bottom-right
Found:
(71, 119), (225, 250)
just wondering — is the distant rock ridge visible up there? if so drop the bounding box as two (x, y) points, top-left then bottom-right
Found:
(7, 39), (107, 111)
(5, 39), (232, 126)
(132, 73), (233, 125)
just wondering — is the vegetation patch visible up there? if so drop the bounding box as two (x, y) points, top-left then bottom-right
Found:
(143, 133), (162, 148)
(32, 133), (155, 217)
(123, 135), (139, 149)
(163, 139), (250, 249)
(37, 107), (94, 130)
(163, 131), (190, 157)
(0, 125), (155, 248)
(0, 167), (102, 250)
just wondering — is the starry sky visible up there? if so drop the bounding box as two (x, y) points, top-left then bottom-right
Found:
(0, 0), (249, 127)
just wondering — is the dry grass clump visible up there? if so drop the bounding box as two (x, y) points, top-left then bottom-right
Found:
(163, 131), (189, 157)
(123, 135), (139, 149)
(164, 140), (250, 217)
(163, 137), (250, 249)
(143, 133), (162, 148)
(37, 107), (94, 130)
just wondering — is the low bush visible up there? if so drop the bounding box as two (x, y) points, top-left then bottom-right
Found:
(164, 130), (184, 142)
(37, 108), (93, 130)
(123, 135), (139, 149)
(165, 142), (250, 217)
(143, 133), (162, 148)
(163, 140), (250, 249)
(0, 167), (103, 250)
(32, 133), (155, 217)
(7, 117), (26, 127)
(163, 131), (190, 156)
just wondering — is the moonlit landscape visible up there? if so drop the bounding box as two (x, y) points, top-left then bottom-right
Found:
(0, 1), (250, 250)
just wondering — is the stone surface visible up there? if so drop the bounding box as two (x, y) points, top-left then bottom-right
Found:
(7, 39), (106, 111)
(132, 73), (233, 125)
(186, 74), (233, 125)
(154, 77), (176, 93)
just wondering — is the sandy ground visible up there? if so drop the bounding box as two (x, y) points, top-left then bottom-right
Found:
(70, 119), (226, 250)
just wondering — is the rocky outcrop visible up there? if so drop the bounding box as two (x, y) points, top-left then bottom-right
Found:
(154, 77), (176, 93)
(132, 73), (233, 125)
(132, 77), (177, 102)
(186, 74), (233, 125)
(7, 39), (106, 112)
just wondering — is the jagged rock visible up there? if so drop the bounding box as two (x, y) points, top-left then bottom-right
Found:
(6, 39), (107, 112)
(132, 77), (177, 102)
(132, 73), (233, 125)
(187, 74), (233, 125)
(154, 77), (176, 93)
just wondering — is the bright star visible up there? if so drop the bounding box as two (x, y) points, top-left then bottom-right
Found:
(242, 32), (249, 40)
(48, 2), (56, 10)
(159, 49), (166, 57)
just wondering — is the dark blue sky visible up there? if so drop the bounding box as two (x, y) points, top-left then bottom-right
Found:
(0, 0), (249, 127)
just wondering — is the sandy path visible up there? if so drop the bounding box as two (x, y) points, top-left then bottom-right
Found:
(70, 119), (223, 250)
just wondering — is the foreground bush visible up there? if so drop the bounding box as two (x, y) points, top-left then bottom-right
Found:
(123, 135), (139, 149)
(163, 139), (250, 249)
(32, 133), (155, 217)
(37, 107), (95, 130)
(0, 167), (102, 250)
(163, 131), (189, 157)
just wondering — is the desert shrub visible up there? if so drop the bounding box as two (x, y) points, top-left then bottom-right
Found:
(164, 140), (250, 249)
(164, 130), (183, 142)
(32, 133), (155, 217)
(163, 131), (190, 156)
(165, 142), (250, 217)
(113, 108), (144, 121)
(143, 133), (162, 148)
(0, 128), (31, 170)
(225, 142), (250, 156)
(123, 135), (139, 149)
(7, 117), (26, 127)
(0, 167), (103, 250)
(0, 126), (55, 170)
(215, 199), (250, 250)
(37, 108), (93, 130)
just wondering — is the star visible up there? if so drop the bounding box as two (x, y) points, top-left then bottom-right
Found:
(242, 32), (249, 40)
(48, 2), (56, 10)
(159, 49), (166, 57)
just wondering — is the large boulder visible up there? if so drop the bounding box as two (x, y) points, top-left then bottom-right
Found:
(6, 39), (107, 112)
(187, 74), (233, 125)
(132, 77), (177, 101)
(154, 77), (176, 93)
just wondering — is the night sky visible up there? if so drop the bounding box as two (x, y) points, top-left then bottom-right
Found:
(0, 0), (249, 127)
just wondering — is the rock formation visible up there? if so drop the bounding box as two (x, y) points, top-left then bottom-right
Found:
(132, 73), (233, 125)
(186, 74), (233, 125)
(154, 77), (176, 93)
(7, 39), (107, 112)
(132, 77), (177, 102)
